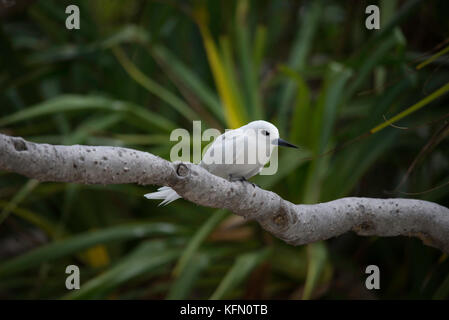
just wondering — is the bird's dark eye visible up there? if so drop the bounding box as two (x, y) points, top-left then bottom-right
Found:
(262, 130), (270, 136)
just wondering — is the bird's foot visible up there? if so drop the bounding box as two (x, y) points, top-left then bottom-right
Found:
(228, 175), (257, 188)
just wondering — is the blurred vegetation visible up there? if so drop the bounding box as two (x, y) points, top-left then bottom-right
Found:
(0, 0), (449, 299)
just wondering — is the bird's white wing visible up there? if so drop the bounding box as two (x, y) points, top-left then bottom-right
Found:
(202, 129), (247, 160)
(201, 129), (261, 179)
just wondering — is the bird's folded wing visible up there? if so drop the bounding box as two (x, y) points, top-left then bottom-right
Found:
(202, 129), (256, 165)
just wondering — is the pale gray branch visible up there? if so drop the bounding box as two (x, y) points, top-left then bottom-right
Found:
(1, 133), (449, 252)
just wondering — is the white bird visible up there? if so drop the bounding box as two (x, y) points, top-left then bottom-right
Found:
(144, 120), (298, 205)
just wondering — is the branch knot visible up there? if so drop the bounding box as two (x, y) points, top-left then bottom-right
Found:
(12, 137), (28, 152)
(176, 163), (189, 177)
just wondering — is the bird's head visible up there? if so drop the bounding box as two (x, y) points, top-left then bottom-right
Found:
(244, 120), (298, 150)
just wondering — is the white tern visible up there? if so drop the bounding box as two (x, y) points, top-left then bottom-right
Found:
(144, 120), (298, 205)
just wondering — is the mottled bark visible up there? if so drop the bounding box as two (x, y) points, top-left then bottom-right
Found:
(1, 133), (448, 252)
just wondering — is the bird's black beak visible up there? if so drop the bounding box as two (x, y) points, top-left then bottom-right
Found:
(273, 138), (299, 149)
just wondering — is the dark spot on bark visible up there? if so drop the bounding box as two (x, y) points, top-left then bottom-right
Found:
(80, 156), (85, 161)
(396, 209), (399, 213)
(358, 204), (365, 213)
(176, 163), (189, 177)
(94, 161), (98, 165)
(13, 139), (27, 151)
(86, 149), (91, 152)
(73, 163), (78, 169)
(103, 156), (108, 160)
(358, 221), (374, 232)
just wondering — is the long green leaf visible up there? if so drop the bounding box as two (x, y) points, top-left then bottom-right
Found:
(0, 95), (176, 132)
(371, 81), (449, 133)
(167, 253), (209, 300)
(173, 209), (227, 277)
(150, 45), (225, 124)
(112, 46), (199, 121)
(194, 6), (247, 128)
(0, 179), (40, 225)
(302, 242), (328, 300)
(0, 223), (182, 277)
(278, 0), (322, 134)
(210, 248), (270, 300)
(64, 241), (179, 299)
(235, 0), (263, 119)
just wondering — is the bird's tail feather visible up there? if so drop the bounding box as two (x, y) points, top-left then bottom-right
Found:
(144, 186), (181, 206)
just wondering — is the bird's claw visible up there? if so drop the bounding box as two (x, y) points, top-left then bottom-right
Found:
(228, 175), (257, 188)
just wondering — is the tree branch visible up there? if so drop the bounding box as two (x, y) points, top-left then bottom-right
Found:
(1, 133), (449, 252)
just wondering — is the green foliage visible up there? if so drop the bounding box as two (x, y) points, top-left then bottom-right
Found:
(210, 248), (271, 300)
(1, 0), (449, 299)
